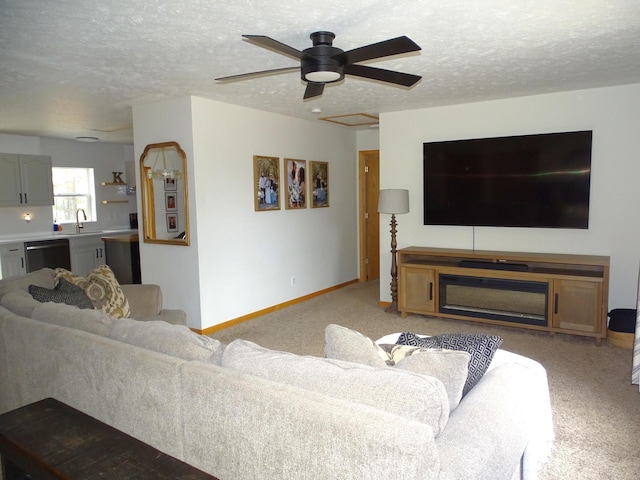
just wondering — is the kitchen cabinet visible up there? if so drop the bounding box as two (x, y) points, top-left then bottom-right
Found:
(0, 243), (26, 279)
(0, 153), (54, 207)
(69, 236), (105, 276)
(102, 234), (140, 284)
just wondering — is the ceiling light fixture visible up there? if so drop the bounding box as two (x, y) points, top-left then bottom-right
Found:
(75, 136), (99, 142)
(303, 69), (342, 83)
(147, 146), (183, 180)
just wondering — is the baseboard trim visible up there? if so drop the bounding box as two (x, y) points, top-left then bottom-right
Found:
(194, 279), (359, 336)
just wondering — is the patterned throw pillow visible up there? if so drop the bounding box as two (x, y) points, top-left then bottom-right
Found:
(28, 278), (94, 309)
(54, 265), (131, 319)
(396, 332), (503, 396)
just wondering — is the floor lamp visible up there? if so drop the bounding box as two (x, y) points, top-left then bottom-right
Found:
(378, 189), (410, 314)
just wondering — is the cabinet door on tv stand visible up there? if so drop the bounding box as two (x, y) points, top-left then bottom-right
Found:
(399, 266), (436, 315)
(551, 279), (602, 334)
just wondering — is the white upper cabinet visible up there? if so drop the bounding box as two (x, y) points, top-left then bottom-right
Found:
(0, 153), (54, 207)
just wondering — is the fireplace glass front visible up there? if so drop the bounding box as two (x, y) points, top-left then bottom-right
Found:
(439, 274), (548, 326)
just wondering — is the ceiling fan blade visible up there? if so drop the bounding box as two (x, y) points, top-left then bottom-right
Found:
(215, 66), (299, 82)
(243, 35), (303, 60)
(303, 82), (325, 99)
(341, 36), (421, 65)
(344, 64), (421, 87)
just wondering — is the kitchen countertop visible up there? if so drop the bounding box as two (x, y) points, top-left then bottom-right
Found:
(0, 229), (138, 245)
(101, 234), (139, 243)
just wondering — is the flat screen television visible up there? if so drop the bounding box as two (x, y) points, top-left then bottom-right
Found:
(423, 131), (592, 229)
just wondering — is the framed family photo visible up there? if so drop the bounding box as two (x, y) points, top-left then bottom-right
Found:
(253, 155), (281, 211)
(164, 177), (177, 191)
(310, 161), (329, 208)
(285, 158), (307, 209)
(165, 192), (177, 212)
(166, 213), (178, 233)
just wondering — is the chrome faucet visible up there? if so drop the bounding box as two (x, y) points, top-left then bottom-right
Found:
(75, 208), (87, 233)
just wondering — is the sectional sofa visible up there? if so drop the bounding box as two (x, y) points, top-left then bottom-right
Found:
(0, 269), (553, 479)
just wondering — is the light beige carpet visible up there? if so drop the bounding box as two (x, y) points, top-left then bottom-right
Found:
(212, 280), (640, 480)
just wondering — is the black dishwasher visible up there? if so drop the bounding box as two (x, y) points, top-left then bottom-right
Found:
(24, 239), (71, 273)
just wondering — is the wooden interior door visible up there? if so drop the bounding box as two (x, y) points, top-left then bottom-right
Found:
(359, 150), (380, 282)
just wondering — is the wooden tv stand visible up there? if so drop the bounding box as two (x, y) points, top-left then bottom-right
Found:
(398, 247), (610, 345)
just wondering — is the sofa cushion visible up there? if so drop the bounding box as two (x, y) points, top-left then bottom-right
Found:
(397, 332), (503, 396)
(325, 324), (470, 411)
(55, 266), (130, 319)
(28, 278), (95, 309)
(0, 268), (54, 299)
(222, 339), (450, 437)
(31, 301), (116, 336)
(0, 290), (40, 317)
(109, 319), (223, 363)
(324, 323), (394, 367)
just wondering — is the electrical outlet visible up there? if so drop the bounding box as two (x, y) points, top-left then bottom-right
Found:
(290, 275), (295, 286)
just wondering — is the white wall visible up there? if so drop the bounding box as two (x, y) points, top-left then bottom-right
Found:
(134, 96), (358, 330)
(132, 97), (202, 325)
(379, 84), (640, 310)
(0, 134), (135, 237)
(357, 128), (380, 151)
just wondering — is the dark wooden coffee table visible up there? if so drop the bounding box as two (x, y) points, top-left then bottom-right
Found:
(0, 397), (219, 479)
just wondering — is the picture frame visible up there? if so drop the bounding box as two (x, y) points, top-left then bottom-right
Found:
(164, 177), (177, 191)
(165, 192), (177, 212)
(166, 213), (178, 233)
(310, 161), (329, 208)
(284, 158), (307, 209)
(253, 155), (281, 211)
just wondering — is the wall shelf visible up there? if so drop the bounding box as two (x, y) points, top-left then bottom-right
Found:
(100, 181), (129, 203)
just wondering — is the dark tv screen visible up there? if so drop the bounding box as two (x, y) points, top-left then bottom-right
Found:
(423, 131), (592, 229)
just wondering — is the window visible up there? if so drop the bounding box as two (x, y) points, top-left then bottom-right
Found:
(52, 167), (97, 223)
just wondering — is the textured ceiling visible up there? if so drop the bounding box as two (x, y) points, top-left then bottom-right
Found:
(1, 0), (639, 144)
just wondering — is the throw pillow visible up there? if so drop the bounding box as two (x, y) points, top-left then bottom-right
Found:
(222, 339), (450, 437)
(324, 323), (392, 367)
(55, 266), (130, 319)
(325, 324), (470, 411)
(28, 278), (94, 309)
(396, 332), (503, 396)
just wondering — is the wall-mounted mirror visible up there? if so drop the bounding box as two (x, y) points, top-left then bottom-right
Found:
(140, 141), (189, 246)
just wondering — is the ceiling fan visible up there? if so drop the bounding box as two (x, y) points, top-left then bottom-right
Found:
(215, 31), (422, 99)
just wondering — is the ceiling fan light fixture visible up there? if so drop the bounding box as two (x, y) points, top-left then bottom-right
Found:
(304, 70), (341, 83)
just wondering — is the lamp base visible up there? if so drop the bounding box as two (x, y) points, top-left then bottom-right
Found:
(384, 301), (401, 315)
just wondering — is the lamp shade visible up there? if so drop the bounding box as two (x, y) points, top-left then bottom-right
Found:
(378, 189), (409, 214)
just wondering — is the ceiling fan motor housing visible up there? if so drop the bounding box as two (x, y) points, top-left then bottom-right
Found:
(301, 31), (346, 83)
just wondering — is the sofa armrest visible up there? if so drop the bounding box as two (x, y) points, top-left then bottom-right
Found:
(120, 284), (186, 325)
(120, 284), (163, 318)
(436, 363), (540, 480)
(152, 309), (187, 326)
